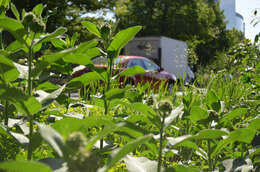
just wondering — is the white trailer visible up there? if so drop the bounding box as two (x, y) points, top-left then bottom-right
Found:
(122, 36), (194, 81)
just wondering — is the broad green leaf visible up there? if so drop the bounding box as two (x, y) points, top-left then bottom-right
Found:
(34, 27), (67, 46)
(86, 122), (125, 151)
(82, 21), (101, 38)
(68, 71), (104, 88)
(98, 134), (153, 172)
(170, 165), (201, 172)
(0, 161), (52, 172)
(189, 106), (208, 123)
(32, 4), (44, 17)
(105, 87), (130, 101)
(71, 32), (79, 47)
(229, 128), (256, 144)
(0, 84), (41, 115)
(108, 26), (142, 52)
(52, 116), (114, 139)
(11, 3), (20, 21)
(0, 17), (26, 44)
(207, 90), (220, 112)
(0, 55), (19, 82)
(248, 118), (260, 130)
(51, 38), (67, 49)
(220, 108), (247, 124)
(36, 81), (60, 92)
(6, 40), (26, 52)
(212, 138), (231, 157)
(113, 65), (146, 80)
(38, 123), (65, 157)
(123, 155), (158, 172)
(63, 48), (100, 65)
(175, 140), (207, 159)
(192, 129), (228, 140)
(115, 122), (146, 140)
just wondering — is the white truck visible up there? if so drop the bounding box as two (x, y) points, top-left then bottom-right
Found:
(122, 36), (194, 82)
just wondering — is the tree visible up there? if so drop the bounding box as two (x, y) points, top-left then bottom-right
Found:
(115, 0), (243, 67)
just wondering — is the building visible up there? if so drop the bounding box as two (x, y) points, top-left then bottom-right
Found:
(217, 0), (245, 33)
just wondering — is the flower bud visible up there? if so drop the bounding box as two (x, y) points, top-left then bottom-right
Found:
(157, 100), (173, 116)
(22, 12), (45, 33)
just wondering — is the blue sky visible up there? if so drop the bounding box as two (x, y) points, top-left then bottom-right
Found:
(236, 0), (260, 41)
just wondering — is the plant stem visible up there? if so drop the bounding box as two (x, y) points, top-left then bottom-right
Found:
(208, 140), (212, 171)
(27, 34), (35, 160)
(4, 100), (8, 126)
(157, 115), (165, 172)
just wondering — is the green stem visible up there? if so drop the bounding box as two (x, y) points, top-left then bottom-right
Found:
(27, 34), (35, 160)
(0, 31), (3, 50)
(157, 115), (165, 172)
(208, 140), (212, 171)
(4, 100), (8, 126)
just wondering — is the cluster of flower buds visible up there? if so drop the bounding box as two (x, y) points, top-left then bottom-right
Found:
(22, 12), (45, 33)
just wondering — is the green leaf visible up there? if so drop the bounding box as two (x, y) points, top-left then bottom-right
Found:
(220, 108), (247, 124)
(0, 55), (19, 82)
(105, 87), (129, 101)
(192, 129), (228, 140)
(51, 38), (67, 49)
(0, 17), (26, 44)
(11, 3), (20, 21)
(229, 128), (256, 144)
(0, 84), (41, 115)
(98, 134), (153, 172)
(63, 48), (100, 65)
(108, 26), (142, 52)
(207, 90), (220, 112)
(32, 4), (44, 17)
(34, 27), (67, 46)
(113, 65), (146, 80)
(189, 106), (208, 123)
(170, 165), (201, 172)
(36, 81), (60, 92)
(6, 40), (26, 52)
(52, 116), (114, 139)
(175, 140), (207, 159)
(248, 118), (260, 130)
(82, 21), (101, 38)
(68, 71), (104, 89)
(0, 0), (10, 16)
(38, 123), (65, 157)
(86, 122), (125, 151)
(0, 161), (52, 172)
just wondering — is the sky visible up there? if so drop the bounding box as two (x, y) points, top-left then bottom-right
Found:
(236, 0), (260, 41)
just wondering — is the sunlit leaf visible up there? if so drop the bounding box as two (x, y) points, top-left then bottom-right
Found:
(0, 84), (41, 115)
(11, 3), (20, 21)
(189, 106), (208, 123)
(82, 21), (101, 38)
(0, 161), (52, 172)
(192, 129), (228, 140)
(0, 55), (19, 82)
(0, 17), (26, 44)
(113, 66), (146, 80)
(220, 108), (247, 124)
(108, 26), (142, 52)
(169, 165), (201, 172)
